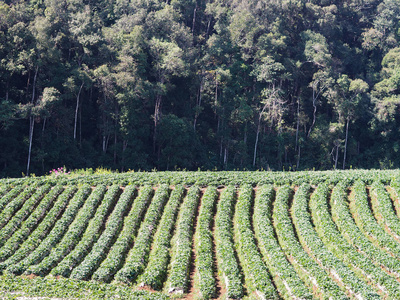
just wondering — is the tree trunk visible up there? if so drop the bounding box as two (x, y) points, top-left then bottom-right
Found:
(295, 95), (300, 150)
(153, 93), (162, 153)
(121, 140), (128, 172)
(307, 88), (318, 137)
(192, 5), (197, 35)
(74, 82), (84, 140)
(334, 143), (339, 170)
(343, 118), (349, 170)
(253, 120), (261, 167)
(27, 116), (35, 176)
(26, 66), (39, 176)
(153, 77), (165, 154)
(193, 74), (204, 132)
(296, 144), (301, 169)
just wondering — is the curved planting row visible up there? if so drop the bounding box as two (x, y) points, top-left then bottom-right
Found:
(51, 185), (121, 278)
(192, 186), (217, 299)
(92, 185), (154, 283)
(139, 185), (185, 290)
(234, 185), (278, 299)
(253, 185), (312, 299)
(114, 184), (170, 284)
(1, 179), (400, 299)
(165, 186), (200, 294)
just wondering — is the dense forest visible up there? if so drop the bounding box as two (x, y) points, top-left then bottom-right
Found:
(0, 0), (399, 177)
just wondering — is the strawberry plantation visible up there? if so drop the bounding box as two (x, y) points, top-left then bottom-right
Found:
(1, 170), (400, 299)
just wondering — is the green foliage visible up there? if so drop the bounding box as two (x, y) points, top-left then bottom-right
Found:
(1, 0), (400, 175)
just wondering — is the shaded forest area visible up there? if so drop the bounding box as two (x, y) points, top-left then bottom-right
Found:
(0, 0), (400, 177)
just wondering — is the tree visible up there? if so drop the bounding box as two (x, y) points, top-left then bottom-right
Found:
(325, 74), (369, 169)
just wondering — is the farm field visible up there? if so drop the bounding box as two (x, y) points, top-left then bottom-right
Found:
(1, 170), (400, 299)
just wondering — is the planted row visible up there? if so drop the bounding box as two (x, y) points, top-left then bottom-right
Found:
(70, 185), (136, 280)
(192, 186), (217, 299)
(253, 185), (312, 299)
(370, 182), (400, 240)
(51, 185), (121, 278)
(273, 185), (346, 300)
(292, 183), (378, 299)
(0, 185), (24, 213)
(0, 186), (77, 269)
(114, 185), (170, 284)
(164, 186), (200, 294)
(138, 185), (185, 290)
(26, 184), (109, 276)
(0, 184), (51, 249)
(92, 185), (154, 283)
(0, 185), (64, 262)
(214, 186), (243, 299)
(5, 184), (92, 275)
(331, 182), (400, 277)
(351, 180), (400, 259)
(234, 185), (278, 299)
(311, 182), (400, 297)
(0, 183), (38, 231)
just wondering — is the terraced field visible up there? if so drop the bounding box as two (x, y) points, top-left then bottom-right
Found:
(1, 170), (400, 299)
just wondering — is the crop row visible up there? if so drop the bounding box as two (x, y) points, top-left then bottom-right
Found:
(234, 185), (278, 299)
(192, 186), (217, 299)
(253, 185), (312, 299)
(214, 186), (243, 299)
(92, 185), (154, 283)
(331, 181), (400, 277)
(0, 185), (64, 262)
(0, 184), (51, 249)
(115, 185), (170, 284)
(0, 185), (24, 213)
(51, 185), (121, 278)
(292, 184), (375, 299)
(310, 182), (400, 297)
(273, 185), (346, 299)
(351, 180), (400, 259)
(26, 185), (108, 276)
(70, 185), (136, 280)
(139, 185), (186, 290)
(0, 183), (39, 231)
(0, 186), (77, 270)
(3, 169), (399, 189)
(165, 186), (200, 294)
(370, 182), (400, 241)
(5, 184), (92, 275)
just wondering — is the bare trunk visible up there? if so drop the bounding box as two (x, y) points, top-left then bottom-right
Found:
(343, 118), (349, 170)
(206, 18), (211, 38)
(5, 80), (9, 102)
(192, 6), (197, 35)
(153, 77), (164, 153)
(224, 147), (228, 168)
(121, 140), (128, 172)
(27, 116), (35, 176)
(114, 126), (117, 165)
(295, 96), (300, 150)
(253, 120), (261, 167)
(74, 82), (84, 140)
(193, 75), (203, 132)
(153, 93), (162, 153)
(307, 88), (318, 137)
(220, 137), (223, 160)
(79, 105), (82, 146)
(334, 143), (339, 170)
(42, 117), (46, 134)
(26, 66), (39, 176)
(297, 144), (301, 169)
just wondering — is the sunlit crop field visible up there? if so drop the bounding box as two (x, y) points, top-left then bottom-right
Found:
(1, 170), (400, 299)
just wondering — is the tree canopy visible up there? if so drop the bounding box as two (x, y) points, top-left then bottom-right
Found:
(1, 0), (400, 177)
